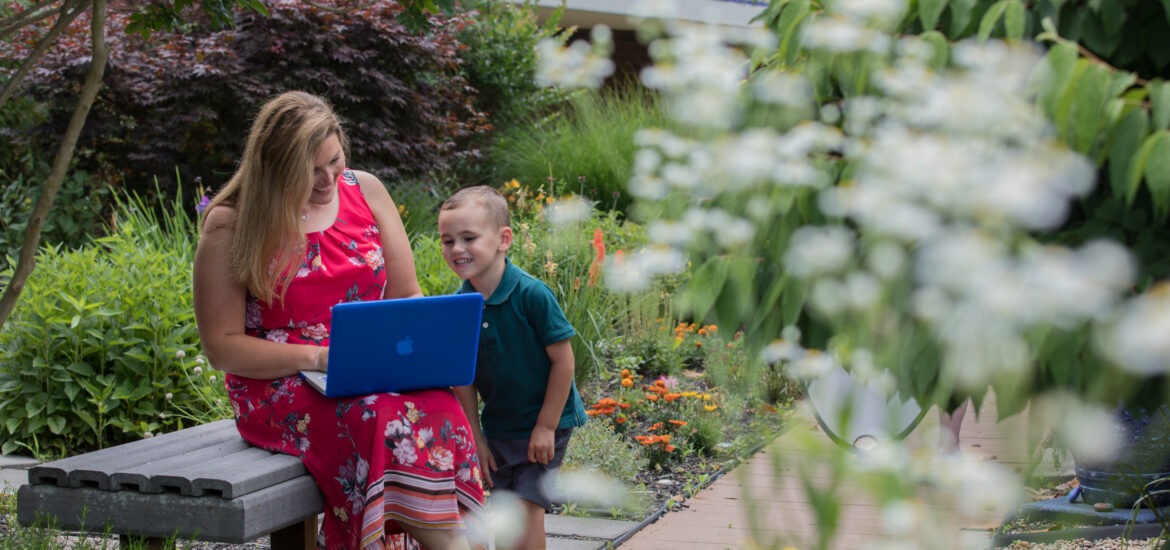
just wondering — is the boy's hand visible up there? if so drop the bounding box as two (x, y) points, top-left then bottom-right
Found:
(477, 438), (496, 488)
(528, 425), (555, 465)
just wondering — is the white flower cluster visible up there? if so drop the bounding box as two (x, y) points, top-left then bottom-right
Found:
(1099, 284), (1170, 375)
(640, 22), (774, 128)
(535, 26), (615, 90)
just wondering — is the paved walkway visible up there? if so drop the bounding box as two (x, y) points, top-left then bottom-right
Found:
(1, 394), (1052, 549)
(618, 394), (1051, 549)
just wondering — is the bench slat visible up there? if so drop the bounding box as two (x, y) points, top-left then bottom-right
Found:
(160, 447), (306, 498)
(109, 437), (254, 494)
(28, 420), (240, 489)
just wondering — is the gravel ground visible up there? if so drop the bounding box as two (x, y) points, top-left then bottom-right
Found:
(1002, 538), (1164, 549)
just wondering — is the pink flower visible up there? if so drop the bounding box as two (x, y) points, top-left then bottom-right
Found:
(302, 323), (328, 341)
(429, 446), (455, 471)
(657, 375), (679, 390)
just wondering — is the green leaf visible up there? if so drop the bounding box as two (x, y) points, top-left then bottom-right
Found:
(1125, 131), (1166, 206)
(67, 362), (95, 376)
(947, 0), (979, 35)
(919, 0), (949, 31)
(4, 417), (20, 434)
(1108, 109), (1150, 201)
(1142, 131), (1170, 219)
(47, 416), (66, 434)
(25, 396), (45, 417)
(977, 0), (1010, 40)
(1056, 61), (1112, 154)
(1030, 42), (1077, 117)
(683, 259), (729, 323)
(919, 31), (950, 70)
(1003, 0), (1027, 39)
(64, 382), (81, 402)
(1161, 0), (1170, 29)
(1149, 79), (1170, 131)
(776, 1), (812, 67)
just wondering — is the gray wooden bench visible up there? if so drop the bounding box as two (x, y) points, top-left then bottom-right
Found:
(16, 419), (323, 549)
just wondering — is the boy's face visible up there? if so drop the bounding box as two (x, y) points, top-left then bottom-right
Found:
(438, 205), (512, 282)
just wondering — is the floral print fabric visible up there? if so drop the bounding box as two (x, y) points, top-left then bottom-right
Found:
(224, 170), (485, 549)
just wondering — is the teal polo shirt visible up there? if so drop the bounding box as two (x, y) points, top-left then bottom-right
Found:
(458, 258), (588, 440)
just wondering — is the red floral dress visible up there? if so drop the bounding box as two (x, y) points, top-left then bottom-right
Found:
(224, 170), (485, 549)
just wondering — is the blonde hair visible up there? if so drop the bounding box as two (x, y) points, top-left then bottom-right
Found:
(440, 185), (510, 228)
(202, 91), (348, 304)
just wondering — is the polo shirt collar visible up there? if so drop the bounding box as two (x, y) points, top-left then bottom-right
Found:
(459, 257), (520, 305)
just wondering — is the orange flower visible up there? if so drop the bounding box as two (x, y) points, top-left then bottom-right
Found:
(615, 416), (627, 424)
(646, 393), (660, 402)
(588, 228), (606, 287)
(621, 369), (631, 378)
(649, 422), (665, 431)
(669, 420), (688, 427)
(664, 393), (682, 403)
(621, 378), (634, 388)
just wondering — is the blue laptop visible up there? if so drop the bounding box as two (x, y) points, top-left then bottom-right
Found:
(300, 293), (483, 398)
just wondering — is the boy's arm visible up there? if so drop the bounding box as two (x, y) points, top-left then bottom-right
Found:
(529, 339), (575, 465)
(454, 385), (496, 487)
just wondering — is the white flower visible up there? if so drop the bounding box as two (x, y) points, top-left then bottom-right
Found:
(193, 366), (203, 376)
(784, 226), (855, 278)
(175, 350), (186, 359)
(1099, 285), (1170, 376)
(165, 393), (173, 401)
(544, 196), (594, 225)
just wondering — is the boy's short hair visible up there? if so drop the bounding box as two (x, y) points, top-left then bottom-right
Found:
(441, 185), (511, 228)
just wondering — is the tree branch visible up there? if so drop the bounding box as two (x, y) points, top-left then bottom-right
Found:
(0, 0), (108, 331)
(0, 0), (90, 109)
(0, 0), (65, 40)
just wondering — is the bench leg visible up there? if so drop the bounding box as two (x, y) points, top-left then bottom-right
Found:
(269, 515), (318, 550)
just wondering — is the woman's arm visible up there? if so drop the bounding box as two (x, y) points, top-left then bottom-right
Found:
(354, 170), (423, 300)
(193, 206), (324, 378)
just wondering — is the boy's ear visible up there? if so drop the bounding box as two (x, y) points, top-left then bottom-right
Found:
(498, 226), (514, 251)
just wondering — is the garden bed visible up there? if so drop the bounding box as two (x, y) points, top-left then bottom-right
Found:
(993, 479), (1170, 549)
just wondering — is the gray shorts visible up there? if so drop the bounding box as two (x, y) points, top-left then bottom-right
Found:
(487, 428), (572, 511)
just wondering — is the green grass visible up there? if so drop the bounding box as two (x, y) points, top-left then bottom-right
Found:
(488, 85), (669, 216)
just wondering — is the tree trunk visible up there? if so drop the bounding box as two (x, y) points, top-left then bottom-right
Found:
(0, 0), (107, 330)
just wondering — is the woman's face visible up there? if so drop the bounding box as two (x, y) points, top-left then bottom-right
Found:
(308, 133), (345, 206)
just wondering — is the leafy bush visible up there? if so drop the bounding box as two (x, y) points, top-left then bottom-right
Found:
(562, 418), (648, 485)
(7, 0), (488, 199)
(455, 0), (567, 134)
(0, 98), (110, 273)
(0, 193), (206, 458)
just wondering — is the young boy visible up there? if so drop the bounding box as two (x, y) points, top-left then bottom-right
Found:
(438, 185), (588, 550)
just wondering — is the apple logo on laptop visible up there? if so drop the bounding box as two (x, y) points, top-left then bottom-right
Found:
(396, 336), (413, 356)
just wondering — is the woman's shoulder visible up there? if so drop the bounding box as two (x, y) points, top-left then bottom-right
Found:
(201, 204), (237, 234)
(348, 169), (394, 209)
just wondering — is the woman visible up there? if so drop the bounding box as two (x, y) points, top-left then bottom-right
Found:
(193, 91), (485, 549)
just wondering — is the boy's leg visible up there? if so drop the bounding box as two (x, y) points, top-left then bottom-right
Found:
(518, 500), (548, 550)
(487, 429), (573, 549)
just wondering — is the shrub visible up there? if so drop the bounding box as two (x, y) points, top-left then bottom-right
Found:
(562, 418), (648, 485)
(454, 0), (567, 135)
(0, 98), (111, 272)
(7, 0), (488, 199)
(0, 192), (206, 458)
